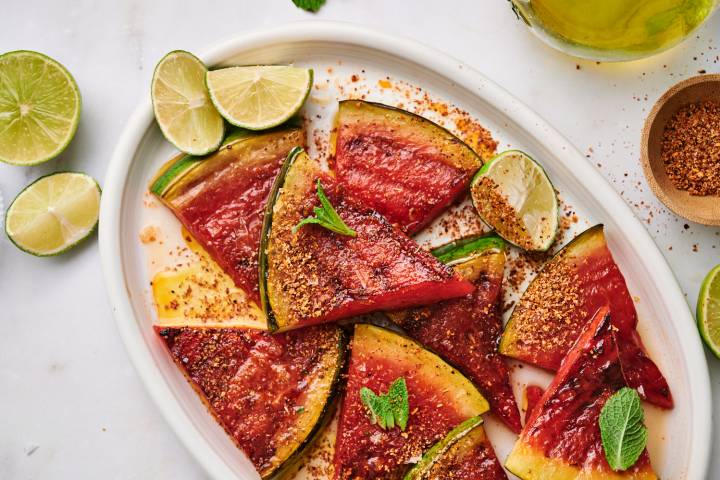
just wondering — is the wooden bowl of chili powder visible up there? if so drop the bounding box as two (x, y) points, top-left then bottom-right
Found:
(641, 74), (720, 226)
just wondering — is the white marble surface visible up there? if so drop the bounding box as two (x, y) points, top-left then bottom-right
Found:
(0, 1), (718, 478)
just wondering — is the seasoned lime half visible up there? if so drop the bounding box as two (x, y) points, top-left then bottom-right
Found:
(206, 65), (312, 130)
(0, 51), (81, 166)
(5, 172), (100, 256)
(470, 150), (558, 252)
(697, 264), (720, 359)
(151, 51), (224, 155)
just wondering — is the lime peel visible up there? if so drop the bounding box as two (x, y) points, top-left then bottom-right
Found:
(5, 172), (100, 256)
(0, 50), (81, 166)
(697, 264), (720, 359)
(471, 150), (558, 252)
(206, 65), (313, 130)
(151, 50), (224, 155)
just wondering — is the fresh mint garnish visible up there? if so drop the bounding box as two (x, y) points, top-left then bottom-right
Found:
(360, 377), (409, 431)
(292, 0), (326, 12)
(293, 179), (356, 237)
(599, 387), (648, 471)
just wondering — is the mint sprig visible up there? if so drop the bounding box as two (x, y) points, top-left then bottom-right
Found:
(293, 179), (356, 237)
(292, 0), (326, 12)
(360, 377), (409, 431)
(599, 387), (648, 471)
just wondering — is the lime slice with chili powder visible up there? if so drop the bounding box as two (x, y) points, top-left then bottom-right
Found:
(470, 150), (558, 252)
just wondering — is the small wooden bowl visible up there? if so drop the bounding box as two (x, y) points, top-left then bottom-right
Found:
(641, 74), (720, 226)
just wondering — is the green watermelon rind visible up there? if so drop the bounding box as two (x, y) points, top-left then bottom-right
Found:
(266, 327), (349, 479)
(403, 416), (484, 480)
(258, 146), (305, 332)
(430, 233), (505, 266)
(499, 223), (605, 363)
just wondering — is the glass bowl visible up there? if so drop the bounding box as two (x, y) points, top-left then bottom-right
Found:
(510, 0), (718, 61)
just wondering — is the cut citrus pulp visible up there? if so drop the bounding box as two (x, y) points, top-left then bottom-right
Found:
(5, 172), (100, 256)
(470, 150), (558, 252)
(697, 264), (720, 359)
(0, 51), (81, 165)
(151, 50), (224, 155)
(206, 65), (312, 130)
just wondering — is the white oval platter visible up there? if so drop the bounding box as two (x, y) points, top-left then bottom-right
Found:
(99, 21), (711, 480)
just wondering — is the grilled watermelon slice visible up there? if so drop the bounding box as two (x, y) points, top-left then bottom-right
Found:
(499, 224), (672, 409)
(334, 324), (489, 479)
(259, 148), (474, 332)
(505, 307), (658, 480)
(156, 325), (345, 479)
(150, 126), (305, 306)
(388, 235), (521, 433)
(404, 416), (507, 480)
(332, 100), (483, 234)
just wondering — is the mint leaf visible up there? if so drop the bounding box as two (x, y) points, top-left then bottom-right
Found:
(292, 0), (326, 12)
(386, 378), (409, 430)
(293, 180), (356, 237)
(599, 387), (648, 471)
(360, 377), (410, 431)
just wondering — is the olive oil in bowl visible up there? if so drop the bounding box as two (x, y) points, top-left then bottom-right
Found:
(512, 0), (717, 61)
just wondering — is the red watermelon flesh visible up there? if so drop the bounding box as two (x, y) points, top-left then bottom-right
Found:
(504, 307), (657, 479)
(154, 127), (304, 305)
(155, 325), (344, 478)
(333, 324), (489, 479)
(388, 250), (521, 433)
(262, 149), (474, 332)
(523, 385), (545, 426)
(500, 225), (672, 409)
(332, 100), (483, 234)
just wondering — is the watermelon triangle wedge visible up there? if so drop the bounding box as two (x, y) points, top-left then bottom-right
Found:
(334, 324), (490, 479)
(332, 100), (484, 234)
(259, 148), (474, 332)
(150, 126), (305, 306)
(499, 225), (672, 409)
(156, 325), (346, 479)
(388, 235), (521, 433)
(505, 307), (658, 479)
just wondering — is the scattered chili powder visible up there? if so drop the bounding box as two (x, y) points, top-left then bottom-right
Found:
(661, 100), (720, 196)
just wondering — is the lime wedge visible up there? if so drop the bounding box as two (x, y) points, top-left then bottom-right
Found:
(5, 172), (100, 256)
(697, 264), (720, 359)
(151, 51), (224, 155)
(0, 51), (81, 166)
(470, 150), (558, 252)
(206, 65), (312, 130)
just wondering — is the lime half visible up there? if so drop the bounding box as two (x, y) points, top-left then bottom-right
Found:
(697, 264), (720, 359)
(0, 51), (81, 166)
(470, 150), (558, 252)
(152, 51), (224, 155)
(206, 65), (312, 130)
(5, 172), (100, 256)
